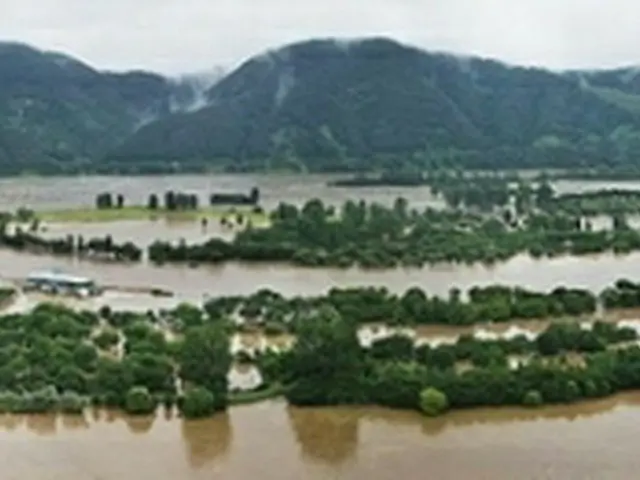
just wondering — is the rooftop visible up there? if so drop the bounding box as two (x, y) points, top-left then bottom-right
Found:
(26, 270), (94, 285)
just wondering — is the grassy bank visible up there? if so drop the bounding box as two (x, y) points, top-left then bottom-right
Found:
(228, 383), (285, 406)
(37, 205), (270, 225)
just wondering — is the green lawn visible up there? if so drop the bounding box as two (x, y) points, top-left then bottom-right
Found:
(37, 205), (270, 226)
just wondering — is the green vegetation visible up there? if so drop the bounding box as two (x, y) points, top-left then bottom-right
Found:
(148, 196), (640, 268)
(328, 171), (430, 187)
(0, 223), (142, 262)
(547, 190), (640, 216)
(0, 42), (207, 175)
(228, 383), (285, 405)
(9, 184), (640, 269)
(3, 278), (640, 417)
(198, 281), (605, 331)
(544, 166), (640, 182)
(275, 303), (640, 415)
(180, 387), (217, 418)
(0, 302), (230, 417)
(6, 38), (640, 174)
(419, 388), (449, 417)
(108, 38), (640, 174)
(124, 387), (157, 415)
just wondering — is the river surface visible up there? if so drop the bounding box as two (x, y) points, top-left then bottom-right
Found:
(3, 396), (640, 480)
(4, 175), (640, 479)
(0, 174), (636, 211)
(4, 250), (640, 306)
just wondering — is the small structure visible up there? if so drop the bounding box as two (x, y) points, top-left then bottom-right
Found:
(25, 270), (99, 297)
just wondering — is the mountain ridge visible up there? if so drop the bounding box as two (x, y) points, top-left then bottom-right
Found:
(4, 37), (640, 174)
(108, 37), (640, 173)
(0, 41), (224, 174)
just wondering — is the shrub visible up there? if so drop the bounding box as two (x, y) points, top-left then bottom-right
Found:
(93, 329), (120, 350)
(419, 387), (449, 417)
(124, 387), (156, 415)
(180, 387), (217, 419)
(58, 391), (88, 414)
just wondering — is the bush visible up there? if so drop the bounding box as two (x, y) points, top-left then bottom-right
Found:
(58, 391), (88, 414)
(179, 387), (217, 419)
(124, 387), (157, 415)
(0, 391), (20, 413)
(17, 386), (60, 413)
(93, 329), (120, 350)
(419, 387), (449, 417)
(522, 390), (543, 407)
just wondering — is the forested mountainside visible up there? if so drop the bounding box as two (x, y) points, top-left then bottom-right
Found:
(5, 37), (640, 175)
(106, 38), (640, 173)
(0, 42), (217, 174)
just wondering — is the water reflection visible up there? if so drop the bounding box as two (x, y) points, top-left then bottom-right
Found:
(287, 406), (359, 467)
(60, 414), (89, 431)
(181, 412), (232, 469)
(25, 414), (57, 436)
(123, 415), (155, 435)
(0, 397), (639, 479)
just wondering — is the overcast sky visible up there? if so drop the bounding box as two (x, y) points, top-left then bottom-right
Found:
(2, 0), (640, 74)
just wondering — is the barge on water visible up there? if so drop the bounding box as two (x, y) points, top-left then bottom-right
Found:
(25, 270), (101, 297)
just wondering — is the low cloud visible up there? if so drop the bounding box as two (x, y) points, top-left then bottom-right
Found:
(2, 0), (640, 73)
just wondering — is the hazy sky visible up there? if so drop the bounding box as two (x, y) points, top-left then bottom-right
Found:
(2, 0), (640, 74)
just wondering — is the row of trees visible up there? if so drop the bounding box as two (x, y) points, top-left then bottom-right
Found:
(193, 280), (640, 337)
(95, 193), (124, 209)
(0, 226), (142, 262)
(546, 189), (640, 217)
(426, 172), (555, 214)
(94, 188), (261, 212)
(10, 195), (640, 269)
(148, 197), (640, 268)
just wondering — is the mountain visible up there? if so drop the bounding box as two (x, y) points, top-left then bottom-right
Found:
(0, 42), (219, 174)
(107, 37), (640, 173)
(5, 37), (640, 175)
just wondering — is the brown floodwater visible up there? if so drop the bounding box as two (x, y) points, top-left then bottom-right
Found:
(5, 249), (640, 304)
(0, 174), (635, 212)
(5, 175), (640, 479)
(3, 396), (640, 480)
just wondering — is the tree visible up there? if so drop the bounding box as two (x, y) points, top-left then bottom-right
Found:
(116, 194), (125, 209)
(95, 192), (113, 209)
(419, 387), (449, 417)
(285, 306), (365, 405)
(147, 194), (159, 210)
(124, 386), (156, 415)
(250, 187), (260, 204)
(164, 191), (177, 211)
(180, 387), (217, 418)
(179, 325), (231, 411)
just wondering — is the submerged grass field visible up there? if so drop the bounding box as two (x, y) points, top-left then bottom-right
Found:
(37, 205), (270, 226)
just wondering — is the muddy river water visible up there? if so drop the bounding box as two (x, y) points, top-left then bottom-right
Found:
(4, 175), (640, 479)
(4, 396), (640, 480)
